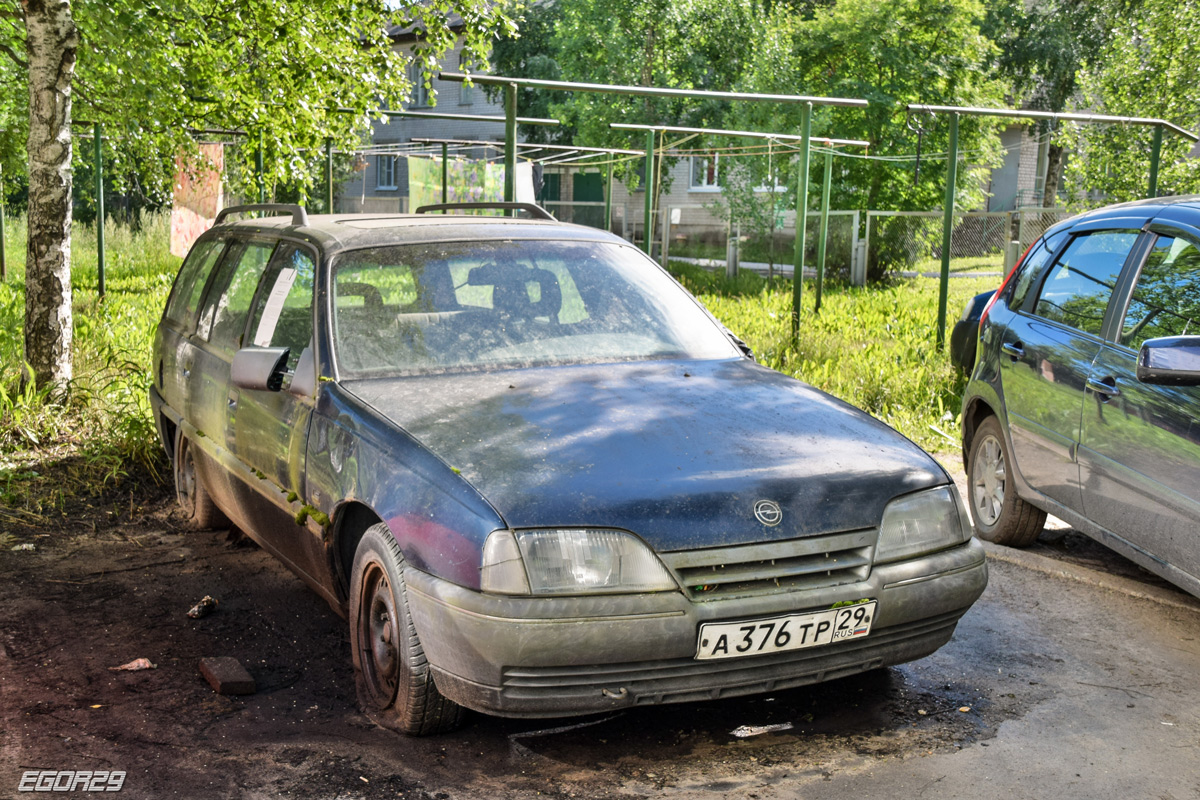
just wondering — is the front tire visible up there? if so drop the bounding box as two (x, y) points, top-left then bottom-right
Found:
(967, 416), (1046, 547)
(349, 523), (466, 736)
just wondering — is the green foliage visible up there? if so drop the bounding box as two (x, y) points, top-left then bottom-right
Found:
(0, 0), (520, 199)
(549, 0), (760, 188)
(669, 260), (995, 451)
(733, 0), (1006, 220)
(704, 160), (791, 272)
(1059, 0), (1200, 203)
(488, 1), (574, 145)
(0, 215), (177, 508)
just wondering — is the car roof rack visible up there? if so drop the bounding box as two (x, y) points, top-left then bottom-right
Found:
(215, 203), (309, 227)
(414, 202), (556, 221)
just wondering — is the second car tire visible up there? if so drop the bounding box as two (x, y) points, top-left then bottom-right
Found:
(966, 416), (1047, 547)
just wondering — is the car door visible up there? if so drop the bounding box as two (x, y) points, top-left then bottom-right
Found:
(998, 227), (1143, 510)
(156, 236), (230, 421)
(187, 236), (279, 519)
(227, 241), (328, 584)
(1078, 226), (1200, 581)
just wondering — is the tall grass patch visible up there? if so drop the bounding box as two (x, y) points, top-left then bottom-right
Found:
(0, 215), (179, 509)
(670, 261), (996, 452)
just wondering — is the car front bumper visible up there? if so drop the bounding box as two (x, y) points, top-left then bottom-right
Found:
(404, 539), (988, 718)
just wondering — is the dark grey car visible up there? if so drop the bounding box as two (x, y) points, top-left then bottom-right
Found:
(152, 203), (987, 735)
(962, 195), (1200, 598)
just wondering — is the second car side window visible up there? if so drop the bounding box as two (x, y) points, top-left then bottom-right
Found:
(1032, 230), (1138, 336)
(198, 239), (277, 354)
(1120, 234), (1200, 350)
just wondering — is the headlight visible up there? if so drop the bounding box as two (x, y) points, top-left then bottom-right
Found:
(481, 528), (678, 596)
(876, 486), (971, 563)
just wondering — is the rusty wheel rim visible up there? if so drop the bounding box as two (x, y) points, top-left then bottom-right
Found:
(357, 562), (400, 708)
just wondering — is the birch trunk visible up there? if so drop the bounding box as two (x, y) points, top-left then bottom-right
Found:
(21, 0), (78, 389)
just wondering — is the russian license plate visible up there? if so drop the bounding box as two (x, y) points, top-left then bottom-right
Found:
(695, 601), (877, 660)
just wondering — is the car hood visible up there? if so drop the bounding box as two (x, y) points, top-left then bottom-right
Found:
(344, 359), (947, 552)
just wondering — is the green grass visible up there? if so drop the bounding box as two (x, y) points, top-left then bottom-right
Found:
(0, 214), (179, 510)
(668, 260), (997, 452)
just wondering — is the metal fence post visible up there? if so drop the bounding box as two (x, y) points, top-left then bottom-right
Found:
(661, 205), (671, 267)
(937, 112), (959, 352)
(256, 133), (266, 204)
(791, 102), (812, 341)
(643, 129), (655, 256)
(604, 161), (614, 232)
(325, 138), (334, 213)
(1148, 123), (1163, 199)
(816, 149), (833, 313)
(441, 142), (449, 209)
(95, 122), (106, 298)
(504, 83), (517, 208)
(0, 162), (6, 283)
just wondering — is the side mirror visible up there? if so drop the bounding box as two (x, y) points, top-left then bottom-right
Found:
(1136, 336), (1200, 386)
(231, 346), (290, 392)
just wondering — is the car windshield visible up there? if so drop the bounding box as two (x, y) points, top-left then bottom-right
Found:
(330, 239), (740, 376)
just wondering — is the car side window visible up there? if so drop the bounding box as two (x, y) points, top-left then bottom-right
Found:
(198, 239), (278, 353)
(1120, 234), (1200, 350)
(247, 244), (317, 370)
(1031, 230), (1139, 336)
(163, 238), (226, 330)
(1008, 230), (1066, 312)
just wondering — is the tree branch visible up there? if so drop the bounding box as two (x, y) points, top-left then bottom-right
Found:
(0, 38), (27, 69)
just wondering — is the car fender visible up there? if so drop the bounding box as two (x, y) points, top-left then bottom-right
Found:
(306, 383), (505, 592)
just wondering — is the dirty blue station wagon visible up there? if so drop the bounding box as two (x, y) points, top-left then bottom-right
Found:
(151, 202), (987, 735)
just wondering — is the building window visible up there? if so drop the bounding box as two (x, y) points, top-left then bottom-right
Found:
(376, 155), (397, 190)
(409, 62), (430, 108)
(458, 52), (474, 105)
(690, 156), (720, 191)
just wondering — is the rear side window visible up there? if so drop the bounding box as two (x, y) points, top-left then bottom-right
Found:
(1008, 230), (1066, 312)
(1032, 230), (1138, 336)
(1120, 234), (1200, 350)
(163, 238), (226, 329)
(197, 239), (278, 353)
(247, 244), (317, 370)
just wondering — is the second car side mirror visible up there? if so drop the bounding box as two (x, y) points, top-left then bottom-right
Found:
(1136, 336), (1200, 386)
(231, 346), (291, 392)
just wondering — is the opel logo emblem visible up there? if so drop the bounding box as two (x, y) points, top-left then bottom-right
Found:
(754, 499), (783, 527)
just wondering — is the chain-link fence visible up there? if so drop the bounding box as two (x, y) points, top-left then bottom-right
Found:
(865, 208), (1070, 280)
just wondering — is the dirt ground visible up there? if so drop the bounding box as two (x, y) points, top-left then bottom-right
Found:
(1, 465), (1196, 800)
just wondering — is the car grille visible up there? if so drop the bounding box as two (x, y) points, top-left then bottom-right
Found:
(499, 609), (963, 705)
(659, 529), (877, 600)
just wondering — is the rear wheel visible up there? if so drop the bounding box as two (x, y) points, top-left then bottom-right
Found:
(174, 434), (229, 530)
(967, 416), (1046, 546)
(349, 523), (466, 736)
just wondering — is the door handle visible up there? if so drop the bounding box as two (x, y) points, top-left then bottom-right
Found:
(227, 392), (239, 411)
(1086, 376), (1120, 398)
(1001, 342), (1025, 359)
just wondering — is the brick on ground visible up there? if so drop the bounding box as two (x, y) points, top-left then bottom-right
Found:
(199, 657), (256, 695)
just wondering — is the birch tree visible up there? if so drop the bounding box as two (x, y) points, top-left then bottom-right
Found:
(1, 0), (517, 389)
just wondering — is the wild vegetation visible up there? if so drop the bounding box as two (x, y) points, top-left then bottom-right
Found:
(0, 217), (175, 510)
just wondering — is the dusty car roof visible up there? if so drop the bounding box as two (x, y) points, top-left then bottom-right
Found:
(208, 212), (625, 254)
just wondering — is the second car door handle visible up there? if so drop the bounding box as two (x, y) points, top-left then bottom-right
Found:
(1001, 342), (1025, 359)
(1086, 377), (1121, 398)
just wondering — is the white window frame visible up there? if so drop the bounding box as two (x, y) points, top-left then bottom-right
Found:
(689, 155), (721, 192)
(376, 155), (397, 191)
(409, 62), (431, 108)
